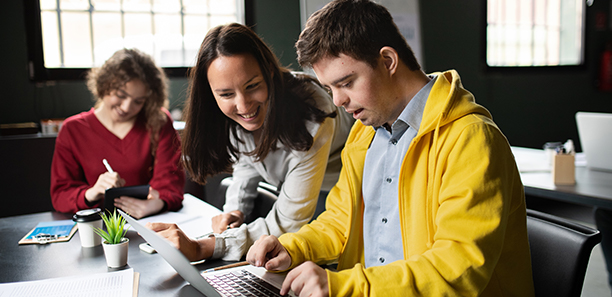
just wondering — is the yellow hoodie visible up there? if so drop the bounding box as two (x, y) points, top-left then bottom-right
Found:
(278, 70), (535, 296)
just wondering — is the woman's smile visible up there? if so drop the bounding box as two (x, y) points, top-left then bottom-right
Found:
(239, 106), (260, 120)
(208, 53), (269, 132)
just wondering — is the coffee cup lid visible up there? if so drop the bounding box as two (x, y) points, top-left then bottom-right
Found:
(73, 208), (102, 222)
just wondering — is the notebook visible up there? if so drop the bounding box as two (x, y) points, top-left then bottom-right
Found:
(118, 209), (295, 297)
(575, 112), (612, 172)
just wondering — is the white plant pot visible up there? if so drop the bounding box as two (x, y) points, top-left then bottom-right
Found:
(102, 238), (129, 268)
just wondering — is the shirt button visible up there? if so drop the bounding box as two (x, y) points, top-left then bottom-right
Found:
(385, 177), (392, 183)
(390, 139), (397, 145)
(379, 257), (385, 263)
(382, 218), (388, 223)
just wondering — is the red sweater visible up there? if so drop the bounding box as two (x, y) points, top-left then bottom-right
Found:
(51, 108), (184, 213)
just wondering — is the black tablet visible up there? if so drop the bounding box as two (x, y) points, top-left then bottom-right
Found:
(104, 185), (149, 214)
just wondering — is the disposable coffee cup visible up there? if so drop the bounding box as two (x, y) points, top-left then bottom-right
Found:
(543, 142), (563, 166)
(73, 208), (103, 247)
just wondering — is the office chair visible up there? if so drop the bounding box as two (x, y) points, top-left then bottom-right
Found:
(218, 177), (279, 223)
(216, 176), (328, 223)
(526, 209), (602, 297)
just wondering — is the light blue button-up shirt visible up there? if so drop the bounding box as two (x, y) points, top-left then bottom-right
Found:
(362, 75), (436, 268)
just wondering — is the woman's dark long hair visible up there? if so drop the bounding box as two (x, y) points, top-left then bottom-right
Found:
(182, 23), (335, 184)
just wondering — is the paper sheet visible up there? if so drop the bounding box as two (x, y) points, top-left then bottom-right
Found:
(0, 269), (135, 297)
(511, 146), (586, 172)
(511, 147), (551, 172)
(134, 197), (222, 238)
(135, 212), (213, 238)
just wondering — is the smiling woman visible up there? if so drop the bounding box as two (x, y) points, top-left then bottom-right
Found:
(96, 79), (149, 139)
(50, 48), (185, 219)
(207, 54), (270, 138)
(148, 23), (354, 263)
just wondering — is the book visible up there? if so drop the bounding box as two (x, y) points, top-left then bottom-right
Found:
(18, 220), (77, 245)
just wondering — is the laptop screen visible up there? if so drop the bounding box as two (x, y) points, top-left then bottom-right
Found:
(576, 112), (612, 172)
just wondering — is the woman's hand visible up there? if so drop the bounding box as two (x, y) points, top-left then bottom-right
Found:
(147, 222), (215, 261)
(85, 172), (125, 203)
(211, 210), (245, 233)
(114, 187), (163, 219)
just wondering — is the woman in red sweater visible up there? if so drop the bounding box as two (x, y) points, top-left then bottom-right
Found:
(50, 49), (184, 218)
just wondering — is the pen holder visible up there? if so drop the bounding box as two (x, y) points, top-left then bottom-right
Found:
(553, 153), (575, 185)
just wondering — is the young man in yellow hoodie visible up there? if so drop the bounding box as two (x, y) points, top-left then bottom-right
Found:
(246, 0), (535, 296)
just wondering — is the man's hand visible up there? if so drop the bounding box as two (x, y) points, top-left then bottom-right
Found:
(114, 187), (163, 219)
(281, 261), (329, 297)
(246, 235), (291, 271)
(211, 210), (245, 233)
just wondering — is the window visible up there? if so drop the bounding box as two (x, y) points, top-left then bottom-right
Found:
(485, 0), (585, 68)
(25, 0), (245, 81)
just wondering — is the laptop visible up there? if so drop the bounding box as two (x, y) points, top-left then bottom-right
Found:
(576, 112), (612, 172)
(118, 209), (295, 297)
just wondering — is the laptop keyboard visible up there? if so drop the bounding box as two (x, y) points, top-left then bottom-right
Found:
(204, 269), (284, 297)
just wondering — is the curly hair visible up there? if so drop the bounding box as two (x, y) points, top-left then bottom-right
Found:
(86, 48), (169, 157)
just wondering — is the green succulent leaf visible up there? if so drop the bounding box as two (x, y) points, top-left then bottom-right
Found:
(93, 209), (130, 244)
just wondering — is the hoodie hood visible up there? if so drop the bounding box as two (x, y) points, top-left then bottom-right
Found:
(417, 70), (492, 139)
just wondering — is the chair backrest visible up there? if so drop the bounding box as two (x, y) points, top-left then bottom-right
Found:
(216, 177), (330, 222)
(526, 209), (602, 297)
(218, 177), (279, 223)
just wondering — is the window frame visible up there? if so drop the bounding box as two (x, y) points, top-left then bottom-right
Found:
(480, 0), (589, 74)
(24, 0), (252, 82)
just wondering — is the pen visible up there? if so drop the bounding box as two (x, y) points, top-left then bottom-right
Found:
(102, 159), (114, 173)
(203, 261), (249, 273)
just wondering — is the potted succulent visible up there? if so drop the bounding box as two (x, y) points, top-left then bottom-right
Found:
(94, 209), (130, 268)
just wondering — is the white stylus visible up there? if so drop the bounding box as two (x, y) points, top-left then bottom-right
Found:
(102, 159), (114, 173)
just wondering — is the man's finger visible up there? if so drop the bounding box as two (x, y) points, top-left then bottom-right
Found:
(281, 265), (301, 296)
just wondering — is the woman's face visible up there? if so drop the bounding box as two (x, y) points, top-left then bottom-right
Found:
(101, 79), (148, 123)
(207, 53), (269, 133)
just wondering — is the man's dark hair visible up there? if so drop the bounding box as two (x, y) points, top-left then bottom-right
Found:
(296, 0), (420, 71)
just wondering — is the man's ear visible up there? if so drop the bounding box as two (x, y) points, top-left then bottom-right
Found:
(380, 46), (399, 75)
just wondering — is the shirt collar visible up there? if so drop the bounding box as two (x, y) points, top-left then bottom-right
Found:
(377, 74), (437, 137)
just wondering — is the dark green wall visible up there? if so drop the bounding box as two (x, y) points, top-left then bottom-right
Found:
(248, 0), (301, 69)
(419, 1), (612, 151)
(2, 1), (611, 151)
